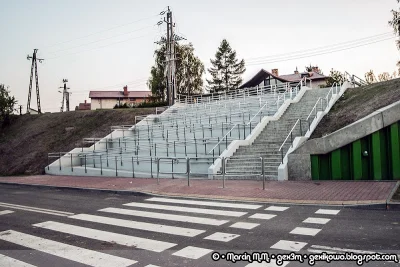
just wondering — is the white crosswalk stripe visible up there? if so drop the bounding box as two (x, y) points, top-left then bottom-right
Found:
(123, 202), (247, 217)
(290, 227), (321, 236)
(270, 240), (308, 252)
(172, 246), (213, 259)
(0, 210), (14, 216)
(0, 230), (137, 267)
(99, 207), (229, 226)
(70, 213), (205, 237)
(146, 197), (262, 209)
(0, 253), (36, 267)
(315, 209), (340, 215)
(33, 221), (177, 252)
(204, 232), (240, 242)
(303, 217), (331, 224)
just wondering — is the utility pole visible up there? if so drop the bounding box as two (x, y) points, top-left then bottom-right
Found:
(158, 6), (185, 106)
(26, 49), (44, 114)
(58, 79), (71, 112)
(19, 105), (23, 116)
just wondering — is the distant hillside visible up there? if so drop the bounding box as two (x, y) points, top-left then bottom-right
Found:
(311, 78), (400, 139)
(0, 108), (155, 176)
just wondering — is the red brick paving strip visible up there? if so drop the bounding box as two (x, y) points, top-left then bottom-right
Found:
(0, 175), (396, 205)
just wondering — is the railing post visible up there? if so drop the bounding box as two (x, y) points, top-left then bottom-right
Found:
(261, 157), (265, 190)
(218, 137), (221, 155)
(84, 155), (87, 173)
(115, 156), (118, 176)
(157, 158), (160, 185)
(290, 132), (293, 147)
(222, 157), (225, 189)
(47, 154), (50, 170)
(70, 154), (73, 172)
(100, 155), (103, 175)
(187, 158), (190, 187)
(299, 120), (303, 136)
(171, 159), (174, 179)
(151, 157), (153, 178)
(281, 149), (284, 164)
(132, 157), (135, 178)
(59, 152), (62, 171)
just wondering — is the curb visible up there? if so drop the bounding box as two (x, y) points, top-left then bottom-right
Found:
(0, 181), (391, 209)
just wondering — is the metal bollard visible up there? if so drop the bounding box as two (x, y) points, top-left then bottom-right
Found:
(70, 154), (73, 172)
(115, 156), (118, 176)
(187, 158), (190, 187)
(261, 157), (265, 190)
(84, 155), (87, 173)
(157, 158), (160, 185)
(100, 155), (103, 175)
(132, 157), (135, 178)
(59, 152), (62, 171)
(222, 157), (226, 189)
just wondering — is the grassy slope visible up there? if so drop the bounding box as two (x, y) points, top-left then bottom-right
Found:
(311, 78), (400, 139)
(0, 108), (155, 176)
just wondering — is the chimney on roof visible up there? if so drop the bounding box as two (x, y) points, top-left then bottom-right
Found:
(294, 67), (299, 75)
(271, 69), (279, 76)
(123, 85), (128, 96)
(84, 100), (87, 104)
(312, 66), (319, 73)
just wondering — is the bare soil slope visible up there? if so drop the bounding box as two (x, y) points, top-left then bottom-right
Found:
(311, 78), (400, 139)
(0, 108), (155, 176)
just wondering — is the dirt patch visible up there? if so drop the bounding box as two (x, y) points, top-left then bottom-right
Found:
(311, 78), (400, 139)
(0, 108), (155, 176)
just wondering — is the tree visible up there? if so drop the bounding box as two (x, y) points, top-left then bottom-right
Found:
(389, 0), (400, 71)
(325, 69), (345, 87)
(147, 38), (205, 99)
(0, 84), (17, 126)
(207, 39), (246, 93)
(365, 70), (377, 84)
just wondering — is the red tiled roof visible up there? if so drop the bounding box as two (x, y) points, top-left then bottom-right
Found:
(89, 91), (151, 99)
(78, 102), (91, 110)
(279, 72), (327, 82)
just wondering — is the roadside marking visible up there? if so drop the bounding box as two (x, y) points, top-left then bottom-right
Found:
(0, 230), (136, 267)
(229, 222), (259, 229)
(34, 221), (176, 252)
(0, 253), (36, 267)
(245, 259), (289, 266)
(290, 227), (321, 236)
(270, 240), (307, 252)
(172, 246), (213, 259)
(303, 217), (331, 224)
(0, 202), (74, 217)
(70, 214), (205, 237)
(99, 207), (229, 226)
(249, 213), (276, 220)
(146, 197), (262, 209)
(0, 210), (14, 216)
(123, 202), (247, 217)
(204, 232), (240, 242)
(265, 206), (289, 212)
(315, 209), (340, 215)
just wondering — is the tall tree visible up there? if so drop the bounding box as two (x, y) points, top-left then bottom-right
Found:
(147, 38), (205, 99)
(207, 39), (246, 93)
(389, 0), (400, 71)
(0, 84), (17, 126)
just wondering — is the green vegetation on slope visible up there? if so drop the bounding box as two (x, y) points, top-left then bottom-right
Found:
(311, 78), (400, 139)
(0, 108), (155, 176)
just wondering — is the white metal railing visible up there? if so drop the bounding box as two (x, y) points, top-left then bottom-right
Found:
(278, 119), (304, 163)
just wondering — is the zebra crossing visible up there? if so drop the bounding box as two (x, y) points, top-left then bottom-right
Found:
(0, 197), (342, 267)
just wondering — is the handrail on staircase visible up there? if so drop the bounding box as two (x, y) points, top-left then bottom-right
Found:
(207, 123), (239, 156)
(278, 118), (301, 163)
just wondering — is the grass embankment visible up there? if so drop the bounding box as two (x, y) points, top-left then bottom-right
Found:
(0, 108), (155, 176)
(311, 78), (400, 139)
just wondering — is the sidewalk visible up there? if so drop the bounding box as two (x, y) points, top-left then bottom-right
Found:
(0, 175), (398, 206)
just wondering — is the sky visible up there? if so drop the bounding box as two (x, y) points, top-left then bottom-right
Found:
(0, 0), (399, 113)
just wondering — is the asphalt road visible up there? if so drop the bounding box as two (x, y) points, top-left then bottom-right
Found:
(0, 184), (398, 267)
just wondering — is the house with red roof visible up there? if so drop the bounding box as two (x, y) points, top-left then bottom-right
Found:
(89, 86), (151, 110)
(240, 67), (328, 89)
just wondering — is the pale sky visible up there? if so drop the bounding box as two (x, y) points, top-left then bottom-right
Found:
(0, 0), (399, 112)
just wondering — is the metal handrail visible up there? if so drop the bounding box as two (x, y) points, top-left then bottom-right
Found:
(278, 118), (300, 153)
(247, 101), (268, 125)
(207, 124), (239, 154)
(306, 97), (323, 121)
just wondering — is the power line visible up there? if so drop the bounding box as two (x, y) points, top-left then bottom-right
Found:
(46, 24), (157, 55)
(47, 30), (161, 60)
(245, 32), (393, 62)
(43, 14), (161, 49)
(246, 36), (395, 66)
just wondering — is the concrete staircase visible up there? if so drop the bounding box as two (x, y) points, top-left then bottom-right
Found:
(225, 87), (332, 180)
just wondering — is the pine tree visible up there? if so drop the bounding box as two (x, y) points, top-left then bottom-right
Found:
(207, 39), (246, 93)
